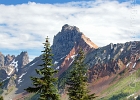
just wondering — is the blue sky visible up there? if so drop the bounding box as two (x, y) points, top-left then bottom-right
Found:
(0, 0), (75, 4)
(0, 0), (140, 61)
(0, 0), (140, 5)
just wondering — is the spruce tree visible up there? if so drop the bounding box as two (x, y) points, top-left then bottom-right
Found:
(136, 95), (140, 100)
(0, 82), (3, 100)
(66, 49), (97, 100)
(25, 36), (60, 100)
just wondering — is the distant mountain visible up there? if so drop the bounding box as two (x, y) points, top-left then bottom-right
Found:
(1, 24), (140, 100)
(86, 42), (140, 81)
(0, 51), (29, 81)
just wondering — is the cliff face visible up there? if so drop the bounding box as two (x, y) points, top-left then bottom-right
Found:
(0, 52), (5, 67)
(15, 51), (29, 69)
(0, 69), (8, 81)
(85, 42), (140, 82)
(51, 24), (82, 61)
(5, 55), (15, 66)
(51, 24), (98, 76)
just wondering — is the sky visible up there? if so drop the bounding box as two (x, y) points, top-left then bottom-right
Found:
(0, 0), (140, 61)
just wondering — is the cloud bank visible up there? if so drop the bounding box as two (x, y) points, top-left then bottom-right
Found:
(0, 0), (140, 59)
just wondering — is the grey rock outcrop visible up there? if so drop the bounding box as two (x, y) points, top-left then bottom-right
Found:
(5, 54), (15, 66)
(15, 51), (29, 69)
(0, 52), (5, 67)
(51, 24), (98, 77)
(0, 69), (7, 81)
(51, 24), (98, 61)
(51, 24), (82, 61)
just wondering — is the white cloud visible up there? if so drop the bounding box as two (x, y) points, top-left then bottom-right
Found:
(0, 0), (139, 51)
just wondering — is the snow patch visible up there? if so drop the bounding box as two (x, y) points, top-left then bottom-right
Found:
(10, 59), (18, 72)
(18, 79), (22, 84)
(126, 62), (132, 68)
(71, 54), (78, 59)
(56, 66), (60, 70)
(127, 94), (134, 99)
(19, 72), (27, 79)
(108, 55), (110, 60)
(60, 56), (66, 60)
(30, 62), (36, 66)
(7, 76), (10, 78)
(1, 76), (10, 82)
(126, 62), (137, 68)
(18, 72), (27, 84)
(132, 62), (136, 68)
(69, 59), (74, 67)
(7, 67), (14, 75)
(103, 57), (106, 60)
(121, 48), (123, 52)
(135, 96), (138, 99)
(54, 61), (58, 64)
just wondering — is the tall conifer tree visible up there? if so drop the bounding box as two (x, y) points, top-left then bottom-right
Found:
(66, 49), (96, 100)
(25, 36), (60, 100)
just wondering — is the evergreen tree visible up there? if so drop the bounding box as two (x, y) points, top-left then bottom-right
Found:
(0, 82), (3, 100)
(0, 83), (2, 89)
(25, 36), (60, 100)
(136, 95), (140, 100)
(66, 49), (97, 100)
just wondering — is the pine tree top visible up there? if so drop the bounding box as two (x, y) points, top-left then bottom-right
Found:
(25, 36), (60, 100)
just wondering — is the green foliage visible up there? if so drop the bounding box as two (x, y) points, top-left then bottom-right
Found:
(109, 93), (129, 100)
(58, 65), (73, 91)
(29, 93), (39, 100)
(99, 68), (140, 100)
(0, 96), (3, 100)
(25, 36), (60, 100)
(0, 83), (2, 87)
(24, 93), (39, 100)
(66, 49), (97, 100)
(0, 89), (2, 95)
(0, 82), (3, 100)
(137, 69), (140, 78)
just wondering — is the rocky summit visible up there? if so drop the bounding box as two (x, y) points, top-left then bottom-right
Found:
(51, 24), (98, 61)
(51, 24), (98, 76)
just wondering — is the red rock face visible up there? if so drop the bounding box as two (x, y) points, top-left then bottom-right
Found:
(55, 26), (140, 90)
(88, 58), (140, 82)
(81, 34), (98, 49)
(57, 34), (98, 76)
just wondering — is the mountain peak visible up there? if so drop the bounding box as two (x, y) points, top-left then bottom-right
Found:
(61, 24), (80, 32)
(52, 24), (98, 61)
